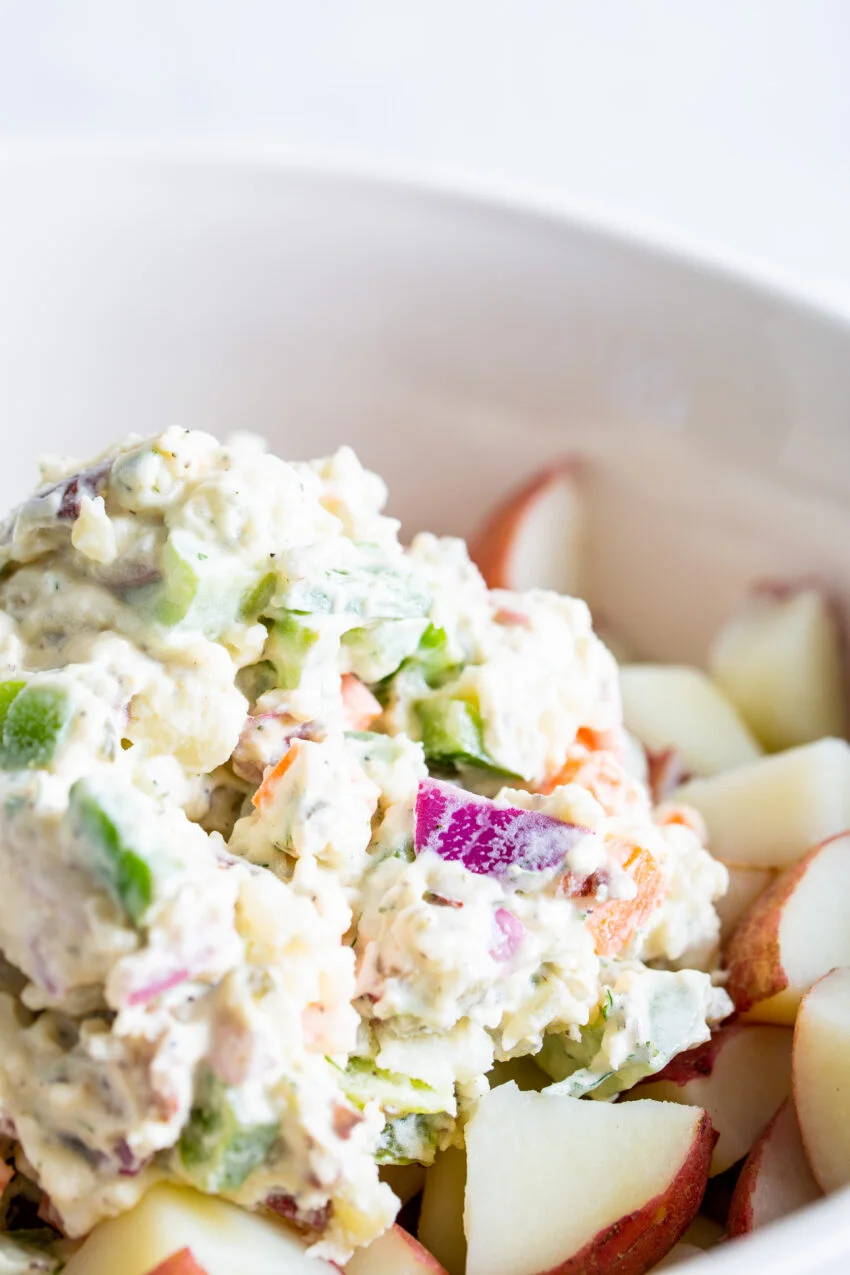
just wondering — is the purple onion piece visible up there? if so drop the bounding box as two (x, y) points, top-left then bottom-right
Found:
(490, 908), (526, 960)
(414, 778), (591, 877)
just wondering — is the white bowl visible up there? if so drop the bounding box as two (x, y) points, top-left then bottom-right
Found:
(0, 153), (849, 1273)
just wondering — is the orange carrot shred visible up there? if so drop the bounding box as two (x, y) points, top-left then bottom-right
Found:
(252, 739), (303, 812)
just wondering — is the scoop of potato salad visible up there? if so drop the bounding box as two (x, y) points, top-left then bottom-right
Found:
(0, 430), (730, 1263)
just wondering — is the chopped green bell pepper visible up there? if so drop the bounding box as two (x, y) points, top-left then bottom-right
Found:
(179, 1071), (279, 1193)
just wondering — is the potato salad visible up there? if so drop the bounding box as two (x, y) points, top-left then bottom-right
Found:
(0, 430), (731, 1266)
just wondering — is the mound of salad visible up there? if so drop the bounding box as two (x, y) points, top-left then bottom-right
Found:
(0, 430), (731, 1265)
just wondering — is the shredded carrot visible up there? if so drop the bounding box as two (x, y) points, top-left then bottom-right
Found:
(540, 743), (642, 818)
(654, 803), (707, 839)
(145, 1250), (208, 1275)
(252, 739), (303, 812)
(585, 841), (666, 956)
(340, 673), (382, 731)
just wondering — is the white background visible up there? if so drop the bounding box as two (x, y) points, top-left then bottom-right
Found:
(1, 1), (850, 317)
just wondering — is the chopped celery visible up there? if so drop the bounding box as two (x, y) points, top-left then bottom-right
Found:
(240, 571), (278, 620)
(537, 1014), (607, 1085)
(0, 684), (71, 769)
(265, 613), (321, 690)
(333, 1057), (452, 1117)
(235, 659), (278, 705)
(414, 624), (459, 687)
(126, 531), (262, 636)
(375, 1112), (454, 1166)
(375, 624), (459, 704)
(70, 779), (161, 924)
(342, 618), (429, 683)
(155, 533), (199, 626)
(415, 695), (517, 777)
(179, 1072), (278, 1193)
(539, 971), (722, 1101)
(278, 562), (430, 622)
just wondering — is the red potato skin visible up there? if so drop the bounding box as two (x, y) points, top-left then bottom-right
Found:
(645, 748), (688, 805)
(722, 841), (830, 1013)
(536, 1114), (716, 1275)
(726, 1097), (821, 1237)
(726, 1105), (775, 1236)
(747, 579), (850, 714)
(467, 459), (580, 589)
(394, 1225), (451, 1272)
(145, 1251), (209, 1275)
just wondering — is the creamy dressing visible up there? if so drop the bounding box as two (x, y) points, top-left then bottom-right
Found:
(0, 431), (730, 1262)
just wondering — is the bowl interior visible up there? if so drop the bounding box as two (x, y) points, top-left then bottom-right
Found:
(0, 154), (849, 1272)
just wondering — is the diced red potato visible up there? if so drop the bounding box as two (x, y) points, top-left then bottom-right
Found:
(464, 1084), (714, 1275)
(145, 1252), (209, 1275)
(62, 1183), (334, 1275)
(36, 461), (113, 523)
(709, 583), (848, 752)
(723, 833), (850, 1023)
(679, 1216), (725, 1250)
(618, 665), (762, 778)
(593, 620), (638, 666)
(792, 967), (850, 1193)
(487, 1055), (549, 1092)
(344, 1225), (447, 1274)
(340, 675), (382, 731)
(378, 1162), (427, 1207)
(726, 1099), (821, 1236)
(646, 747), (688, 805)
(38, 1190), (64, 1229)
(468, 459), (583, 596)
(673, 738), (850, 869)
(654, 1243), (706, 1268)
(418, 1148), (466, 1275)
(628, 1022), (793, 1175)
(714, 865), (776, 945)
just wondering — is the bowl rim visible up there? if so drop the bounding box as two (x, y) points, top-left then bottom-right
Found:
(2, 137), (850, 334)
(1, 140), (848, 1272)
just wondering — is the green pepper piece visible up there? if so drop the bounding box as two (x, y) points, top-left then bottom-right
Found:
(0, 680), (25, 732)
(179, 1071), (278, 1193)
(415, 624), (458, 686)
(265, 613), (320, 690)
(375, 1112), (451, 1166)
(0, 685), (70, 769)
(279, 564), (430, 621)
(333, 1057), (451, 1116)
(155, 535), (199, 626)
(70, 780), (155, 924)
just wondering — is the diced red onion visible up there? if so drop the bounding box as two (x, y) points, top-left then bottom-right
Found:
(414, 778), (591, 877)
(490, 908), (526, 960)
(126, 968), (190, 1006)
